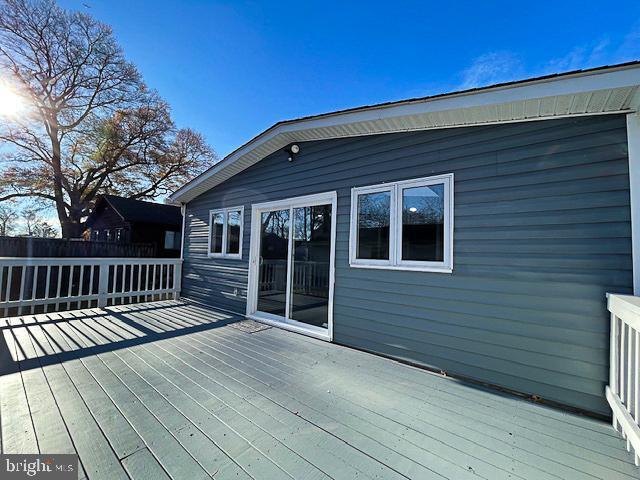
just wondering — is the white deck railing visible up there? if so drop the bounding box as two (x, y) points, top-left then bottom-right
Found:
(607, 293), (640, 465)
(0, 257), (182, 318)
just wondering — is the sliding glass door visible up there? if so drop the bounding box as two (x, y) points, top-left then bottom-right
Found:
(249, 192), (336, 339)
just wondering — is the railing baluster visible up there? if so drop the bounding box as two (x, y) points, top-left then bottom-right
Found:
(111, 264), (117, 307)
(67, 265), (75, 311)
(18, 265), (26, 316)
(137, 264), (142, 304)
(151, 264), (156, 302)
(128, 264), (134, 305)
(165, 264), (170, 300)
(144, 263), (150, 303)
(77, 264), (84, 311)
(55, 265), (63, 313)
(621, 322), (627, 428)
(88, 265), (95, 308)
(120, 263), (126, 304)
(0, 266), (5, 317)
(4, 266), (12, 317)
(30, 265), (38, 314)
(43, 265), (51, 313)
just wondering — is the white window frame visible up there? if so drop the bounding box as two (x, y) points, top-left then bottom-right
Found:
(349, 173), (454, 273)
(208, 206), (244, 259)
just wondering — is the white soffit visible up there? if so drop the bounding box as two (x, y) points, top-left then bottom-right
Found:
(172, 62), (640, 203)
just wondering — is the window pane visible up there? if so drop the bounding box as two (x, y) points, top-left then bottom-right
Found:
(290, 204), (331, 328)
(164, 231), (180, 250)
(226, 210), (242, 254)
(402, 184), (444, 261)
(210, 213), (224, 254)
(356, 191), (390, 260)
(257, 209), (290, 317)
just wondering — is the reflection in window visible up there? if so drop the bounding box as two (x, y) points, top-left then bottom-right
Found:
(402, 184), (444, 261)
(164, 231), (180, 250)
(209, 207), (244, 257)
(226, 210), (242, 254)
(290, 204), (332, 328)
(350, 174), (453, 272)
(210, 212), (223, 254)
(257, 209), (290, 316)
(356, 191), (390, 260)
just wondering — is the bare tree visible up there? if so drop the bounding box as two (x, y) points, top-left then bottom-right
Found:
(0, 203), (17, 235)
(21, 207), (57, 237)
(0, 0), (213, 237)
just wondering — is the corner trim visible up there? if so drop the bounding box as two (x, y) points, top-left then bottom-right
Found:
(627, 113), (640, 295)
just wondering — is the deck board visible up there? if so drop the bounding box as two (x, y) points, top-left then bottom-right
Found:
(0, 300), (638, 480)
(210, 323), (639, 478)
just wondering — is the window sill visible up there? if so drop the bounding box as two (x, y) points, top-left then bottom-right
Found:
(208, 253), (243, 260)
(349, 262), (452, 274)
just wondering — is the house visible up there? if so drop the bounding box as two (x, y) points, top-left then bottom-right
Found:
(170, 61), (640, 418)
(85, 195), (183, 258)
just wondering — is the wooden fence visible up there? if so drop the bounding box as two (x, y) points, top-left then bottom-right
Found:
(0, 236), (156, 257)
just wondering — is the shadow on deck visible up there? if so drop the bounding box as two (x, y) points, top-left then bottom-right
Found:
(0, 300), (638, 480)
(0, 301), (242, 376)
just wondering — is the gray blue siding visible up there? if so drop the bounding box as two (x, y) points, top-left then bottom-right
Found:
(183, 114), (633, 415)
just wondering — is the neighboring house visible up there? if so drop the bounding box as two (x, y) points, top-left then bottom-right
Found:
(170, 62), (640, 417)
(86, 195), (182, 258)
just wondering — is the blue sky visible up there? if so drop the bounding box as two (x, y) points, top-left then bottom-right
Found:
(59, 0), (640, 159)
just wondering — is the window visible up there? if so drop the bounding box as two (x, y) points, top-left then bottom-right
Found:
(164, 231), (181, 250)
(115, 228), (123, 243)
(208, 206), (244, 258)
(92, 229), (100, 241)
(105, 229), (112, 242)
(349, 173), (453, 272)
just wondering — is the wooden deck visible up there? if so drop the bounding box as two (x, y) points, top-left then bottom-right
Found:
(0, 301), (637, 480)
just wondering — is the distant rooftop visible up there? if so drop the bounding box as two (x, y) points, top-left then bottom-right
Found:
(88, 195), (182, 226)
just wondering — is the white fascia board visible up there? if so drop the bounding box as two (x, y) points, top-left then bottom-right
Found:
(172, 64), (640, 203)
(281, 66), (640, 131)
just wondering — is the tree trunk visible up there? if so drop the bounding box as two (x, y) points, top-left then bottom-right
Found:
(60, 217), (84, 238)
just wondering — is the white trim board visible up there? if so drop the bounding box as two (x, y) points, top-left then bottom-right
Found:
(207, 205), (244, 259)
(348, 173), (454, 273)
(246, 190), (337, 341)
(627, 113), (640, 295)
(171, 63), (640, 203)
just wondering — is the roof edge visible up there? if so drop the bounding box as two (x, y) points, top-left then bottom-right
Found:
(171, 61), (640, 203)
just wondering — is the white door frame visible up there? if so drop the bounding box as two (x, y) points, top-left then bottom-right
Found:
(246, 191), (337, 341)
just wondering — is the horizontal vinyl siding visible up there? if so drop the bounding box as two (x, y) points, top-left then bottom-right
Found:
(183, 114), (632, 414)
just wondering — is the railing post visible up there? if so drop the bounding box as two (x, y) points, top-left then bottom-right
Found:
(173, 261), (182, 300)
(98, 263), (109, 308)
(611, 312), (619, 431)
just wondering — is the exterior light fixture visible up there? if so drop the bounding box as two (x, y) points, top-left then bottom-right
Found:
(287, 144), (300, 162)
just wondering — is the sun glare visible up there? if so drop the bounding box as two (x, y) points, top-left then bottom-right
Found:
(0, 81), (25, 117)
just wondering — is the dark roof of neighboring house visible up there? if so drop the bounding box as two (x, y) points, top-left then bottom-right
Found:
(87, 195), (182, 227)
